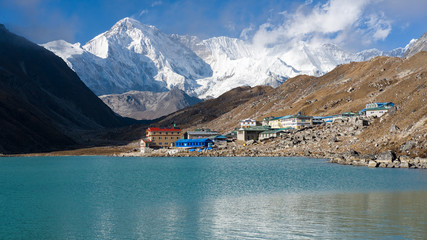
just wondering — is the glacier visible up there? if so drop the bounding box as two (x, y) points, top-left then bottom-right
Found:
(42, 17), (409, 99)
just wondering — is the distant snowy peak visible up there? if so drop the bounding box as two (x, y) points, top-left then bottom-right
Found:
(43, 17), (413, 99)
(403, 32), (427, 59)
(43, 17), (212, 96)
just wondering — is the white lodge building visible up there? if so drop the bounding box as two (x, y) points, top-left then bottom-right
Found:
(240, 118), (257, 128)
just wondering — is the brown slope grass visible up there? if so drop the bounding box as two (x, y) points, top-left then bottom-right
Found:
(198, 52), (426, 156)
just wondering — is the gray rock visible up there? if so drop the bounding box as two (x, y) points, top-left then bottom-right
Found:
(368, 161), (378, 168)
(399, 162), (409, 168)
(376, 150), (396, 163)
(379, 163), (387, 168)
(386, 163), (394, 168)
(400, 141), (416, 152)
(399, 155), (411, 162)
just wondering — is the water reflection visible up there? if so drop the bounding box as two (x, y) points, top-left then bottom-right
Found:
(203, 191), (427, 239)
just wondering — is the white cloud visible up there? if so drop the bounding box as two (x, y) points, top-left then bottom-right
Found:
(240, 24), (254, 40)
(247, 0), (392, 51)
(366, 13), (391, 41)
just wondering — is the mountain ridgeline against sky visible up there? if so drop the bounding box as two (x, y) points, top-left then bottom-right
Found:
(43, 17), (412, 99)
(0, 24), (128, 154)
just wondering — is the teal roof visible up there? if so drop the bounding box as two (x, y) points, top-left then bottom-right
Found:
(239, 126), (271, 131)
(366, 107), (389, 111)
(261, 128), (292, 134)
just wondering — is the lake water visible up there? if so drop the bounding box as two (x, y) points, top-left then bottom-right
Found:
(0, 156), (426, 239)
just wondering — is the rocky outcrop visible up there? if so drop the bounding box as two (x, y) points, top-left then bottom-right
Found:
(329, 151), (427, 169)
(100, 88), (202, 120)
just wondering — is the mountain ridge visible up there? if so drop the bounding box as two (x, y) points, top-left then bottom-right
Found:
(43, 17), (412, 99)
(0, 25), (128, 154)
(99, 88), (202, 120)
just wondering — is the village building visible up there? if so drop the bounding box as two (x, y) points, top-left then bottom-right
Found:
(175, 138), (214, 148)
(360, 102), (394, 118)
(365, 107), (390, 117)
(146, 127), (181, 148)
(262, 116), (275, 126)
(225, 131), (237, 141)
(259, 128), (292, 140)
(312, 116), (326, 125)
(139, 138), (153, 153)
(328, 112), (359, 122)
(266, 117), (283, 129)
(280, 114), (313, 129)
(267, 113), (313, 129)
(184, 129), (219, 139)
(240, 118), (258, 128)
(237, 126), (271, 141)
(208, 135), (228, 142)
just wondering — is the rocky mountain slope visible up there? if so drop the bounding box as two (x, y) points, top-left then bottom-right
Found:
(151, 52), (426, 158)
(155, 85), (273, 128)
(43, 17), (409, 99)
(403, 32), (427, 59)
(99, 88), (201, 120)
(0, 25), (128, 154)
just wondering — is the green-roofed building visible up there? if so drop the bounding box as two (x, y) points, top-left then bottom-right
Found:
(237, 126), (271, 141)
(259, 128), (293, 140)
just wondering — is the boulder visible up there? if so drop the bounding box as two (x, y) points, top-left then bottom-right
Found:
(386, 163), (394, 168)
(399, 155), (411, 163)
(399, 162), (409, 168)
(378, 163), (387, 168)
(368, 161), (378, 168)
(376, 150), (396, 163)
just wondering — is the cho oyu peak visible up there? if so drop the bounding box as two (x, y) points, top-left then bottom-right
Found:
(44, 17), (409, 98)
(43, 17), (212, 96)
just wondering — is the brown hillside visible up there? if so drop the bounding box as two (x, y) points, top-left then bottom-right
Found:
(110, 52), (425, 157)
(195, 52), (427, 157)
(156, 85), (273, 128)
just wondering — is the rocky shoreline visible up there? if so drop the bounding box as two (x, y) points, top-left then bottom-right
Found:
(116, 116), (426, 169)
(116, 148), (427, 169)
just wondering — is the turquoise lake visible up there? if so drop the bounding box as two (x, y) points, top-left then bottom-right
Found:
(0, 156), (426, 239)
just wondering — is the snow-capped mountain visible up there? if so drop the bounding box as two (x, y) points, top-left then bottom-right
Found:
(43, 17), (409, 99)
(403, 32), (427, 59)
(171, 35), (407, 98)
(43, 18), (212, 96)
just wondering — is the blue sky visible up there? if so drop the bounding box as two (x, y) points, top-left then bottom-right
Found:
(1, 0), (426, 51)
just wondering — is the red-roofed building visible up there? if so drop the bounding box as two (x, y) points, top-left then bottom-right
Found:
(146, 127), (181, 147)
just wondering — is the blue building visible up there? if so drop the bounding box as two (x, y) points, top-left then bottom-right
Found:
(175, 138), (214, 148)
